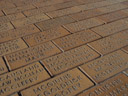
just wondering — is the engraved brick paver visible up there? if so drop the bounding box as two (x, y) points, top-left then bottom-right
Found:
(3, 5), (35, 15)
(97, 10), (128, 23)
(0, 62), (50, 96)
(0, 0), (128, 95)
(21, 68), (94, 96)
(0, 38), (28, 56)
(91, 20), (128, 37)
(64, 18), (104, 33)
(0, 13), (25, 24)
(88, 30), (128, 55)
(53, 30), (101, 51)
(80, 50), (128, 83)
(12, 13), (49, 27)
(69, 9), (104, 21)
(0, 22), (14, 32)
(0, 25), (40, 43)
(0, 57), (8, 75)
(4, 41), (61, 70)
(23, 27), (70, 46)
(41, 45), (100, 76)
(78, 73), (128, 96)
(36, 16), (75, 30)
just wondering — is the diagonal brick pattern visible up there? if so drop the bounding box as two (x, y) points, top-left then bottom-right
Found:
(0, 0), (128, 96)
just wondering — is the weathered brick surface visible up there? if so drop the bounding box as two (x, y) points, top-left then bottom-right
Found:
(4, 41), (61, 70)
(0, 25), (40, 43)
(0, 0), (128, 95)
(64, 18), (104, 33)
(41, 45), (99, 76)
(88, 30), (128, 55)
(91, 20), (128, 36)
(53, 30), (101, 51)
(3, 5), (35, 15)
(36, 16), (75, 30)
(23, 27), (70, 46)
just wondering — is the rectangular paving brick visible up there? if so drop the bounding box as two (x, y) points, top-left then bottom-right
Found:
(88, 30), (128, 55)
(64, 18), (104, 33)
(41, 45), (99, 76)
(122, 46), (128, 53)
(4, 41), (61, 70)
(36, 16), (75, 30)
(91, 20), (128, 37)
(97, 3), (128, 13)
(69, 9), (104, 21)
(78, 73), (128, 96)
(12, 13), (49, 28)
(0, 62), (50, 96)
(23, 27), (70, 46)
(21, 68), (94, 96)
(0, 38), (28, 56)
(80, 50), (128, 83)
(97, 10), (128, 23)
(0, 13), (25, 24)
(34, 0), (70, 8)
(0, 57), (8, 75)
(23, 1), (80, 17)
(46, 6), (81, 18)
(0, 25), (40, 43)
(53, 30), (101, 51)
(78, 1), (116, 11)
(0, 1), (15, 10)
(3, 5), (35, 15)
(0, 22), (13, 32)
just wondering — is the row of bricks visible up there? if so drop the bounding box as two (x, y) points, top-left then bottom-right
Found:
(0, 0), (126, 17)
(0, 17), (128, 70)
(1, 2), (128, 33)
(0, 59), (127, 96)
(0, 29), (128, 73)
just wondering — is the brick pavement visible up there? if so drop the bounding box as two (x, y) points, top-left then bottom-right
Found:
(0, 0), (128, 96)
